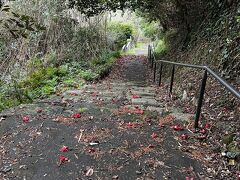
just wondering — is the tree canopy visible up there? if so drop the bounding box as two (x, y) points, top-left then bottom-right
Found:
(68, 0), (236, 33)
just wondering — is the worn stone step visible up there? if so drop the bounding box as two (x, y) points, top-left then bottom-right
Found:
(130, 86), (155, 93)
(146, 106), (164, 115)
(127, 91), (155, 97)
(131, 98), (160, 107)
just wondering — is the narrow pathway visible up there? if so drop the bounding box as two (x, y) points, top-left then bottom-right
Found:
(0, 56), (208, 179)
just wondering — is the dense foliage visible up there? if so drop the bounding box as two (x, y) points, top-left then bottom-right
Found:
(108, 22), (134, 49)
(0, 0), (130, 112)
(69, 0), (237, 32)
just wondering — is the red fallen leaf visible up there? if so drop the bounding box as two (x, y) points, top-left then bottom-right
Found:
(88, 148), (95, 153)
(148, 144), (155, 148)
(159, 124), (165, 128)
(91, 92), (98, 97)
(132, 95), (141, 99)
(126, 122), (134, 128)
(59, 155), (69, 164)
(151, 133), (158, 139)
(180, 134), (189, 140)
(199, 129), (206, 134)
(186, 177), (194, 180)
(172, 125), (184, 131)
(37, 109), (43, 113)
(22, 116), (30, 123)
(131, 108), (144, 115)
(144, 117), (152, 123)
(72, 113), (81, 118)
(198, 135), (206, 140)
(223, 107), (229, 113)
(60, 146), (69, 152)
(70, 92), (78, 96)
(205, 123), (211, 129)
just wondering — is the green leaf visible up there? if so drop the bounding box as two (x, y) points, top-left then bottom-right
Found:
(35, 24), (46, 31)
(21, 32), (28, 38)
(4, 22), (10, 29)
(1, 5), (10, 12)
(20, 15), (30, 21)
(26, 26), (35, 31)
(9, 30), (19, 39)
(12, 12), (20, 18)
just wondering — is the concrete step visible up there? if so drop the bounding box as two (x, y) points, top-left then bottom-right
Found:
(146, 106), (164, 116)
(131, 98), (160, 107)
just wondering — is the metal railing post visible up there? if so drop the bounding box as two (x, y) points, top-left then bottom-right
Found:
(148, 45), (150, 64)
(151, 54), (154, 69)
(195, 70), (208, 128)
(169, 65), (175, 96)
(159, 63), (163, 86)
(153, 62), (157, 82)
(149, 47), (151, 66)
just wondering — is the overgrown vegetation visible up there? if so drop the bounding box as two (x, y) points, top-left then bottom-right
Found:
(108, 22), (134, 49)
(0, 0), (129, 112)
(0, 50), (121, 112)
(140, 19), (160, 40)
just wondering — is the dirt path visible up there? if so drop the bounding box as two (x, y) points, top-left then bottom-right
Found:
(0, 56), (208, 180)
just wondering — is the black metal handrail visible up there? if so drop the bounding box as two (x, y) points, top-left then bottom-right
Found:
(148, 45), (240, 128)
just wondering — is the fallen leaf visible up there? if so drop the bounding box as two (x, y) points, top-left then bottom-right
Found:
(151, 133), (158, 139)
(199, 129), (206, 134)
(72, 113), (81, 118)
(148, 144), (155, 148)
(144, 117), (152, 123)
(132, 95), (141, 99)
(204, 123), (211, 129)
(88, 148), (96, 153)
(126, 122), (134, 128)
(180, 134), (189, 140)
(198, 135), (206, 140)
(91, 92), (98, 97)
(59, 155), (69, 164)
(70, 92), (78, 96)
(37, 109), (43, 113)
(159, 115), (175, 126)
(60, 146), (69, 153)
(22, 116), (30, 123)
(132, 108), (144, 115)
(172, 125), (184, 131)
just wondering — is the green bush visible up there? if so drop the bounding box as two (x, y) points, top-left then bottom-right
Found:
(108, 22), (134, 49)
(108, 51), (121, 59)
(0, 49), (121, 112)
(0, 40), (7, 61)
(78, 69), (99, 81)
(91, 57), (107, 66)
(41, 85), (55, 96)
(140, 19), (160, 40)
(155, 39), (168, 57)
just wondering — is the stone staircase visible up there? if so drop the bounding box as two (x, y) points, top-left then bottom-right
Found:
(63, 80), (165, 115)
